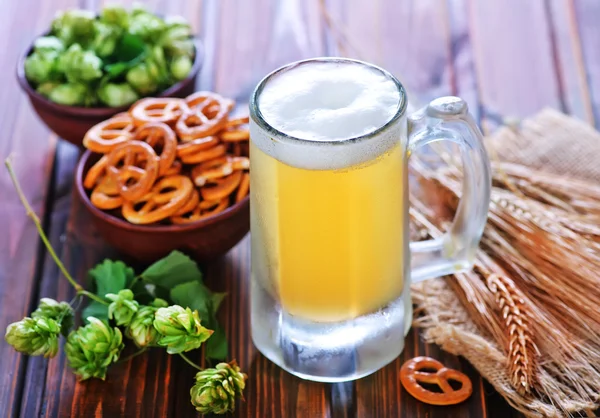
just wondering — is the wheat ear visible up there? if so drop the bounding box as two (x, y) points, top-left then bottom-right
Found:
(486, 274), (537, 395)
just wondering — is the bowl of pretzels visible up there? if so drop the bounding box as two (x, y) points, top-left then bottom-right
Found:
(75, 91), (250, 262)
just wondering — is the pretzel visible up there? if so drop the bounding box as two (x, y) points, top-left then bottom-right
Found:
(170, 198), (229, 224)
(236, 172), (250, 202)
(134, 122), (177, 176)
(220, 116), (250, 142)
(176, 92), (233, 140)
(176, 136), (220, 158)
(130, 97), (189, 127)
(229, 156), (250, 170)
(173, 189), (200, 216)
(190, 155), (248, 186)
(400, 357), (472, 406)
(191, 157), (232, 186)
(106, 141), (159, 202)
(122, 175), (193, 224)
(83, 156), (108, 189)
(163, 160), (182, 176)
(179, 144), (227, 165)
(90, 175), (123, 210)
(200, 170), (242, 201)
(83, 114), (135, 153)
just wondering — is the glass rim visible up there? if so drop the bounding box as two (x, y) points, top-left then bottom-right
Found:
(249, 57), (407, 146)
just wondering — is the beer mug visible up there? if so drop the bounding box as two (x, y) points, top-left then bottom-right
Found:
(249, 58), (491, 382)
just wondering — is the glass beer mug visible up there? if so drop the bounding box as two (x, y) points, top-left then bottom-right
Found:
(249, 58), (491, 382)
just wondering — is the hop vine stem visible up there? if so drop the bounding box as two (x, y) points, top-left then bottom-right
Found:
(5, 156), (107, 306)
(179, 353), (202, 371)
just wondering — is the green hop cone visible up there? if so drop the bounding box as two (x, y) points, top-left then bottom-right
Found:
(64, 317), (124, 381)
(190, 361), (247, 415)
(5, 316), (60, 358)
(153, 305), (213, 354)
(106, 289), (139, 326)
(32, 298), (74, 337)
(125, 298), (168, 348)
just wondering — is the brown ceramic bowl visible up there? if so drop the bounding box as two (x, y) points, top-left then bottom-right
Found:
(17, 38), (203, 146)
(75, 150), (250, 263)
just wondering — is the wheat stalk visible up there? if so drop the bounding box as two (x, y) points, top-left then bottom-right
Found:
(485, 274), (536, 395)
(409, 156), (600, 414)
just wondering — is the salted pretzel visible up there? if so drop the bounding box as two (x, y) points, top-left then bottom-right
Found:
(83, 114), (135, 153)
(130, 97), (189, 127)
(106, 141), (159, 202)
(122, 175), (193, 224)
(170, 198), (229, 224)
(179, 144), (227, 165)
(200, 170), (242, 201)
(134, 122), (177, 176)
(176, 136), (220, 158)
(220, 116), (250, 142)
(236, 172), (250, 202)
(400, 357), (472, 406)
(176, 92), (233, 140)
(83, 155), (108, 189)
(90, 175), (123, 210)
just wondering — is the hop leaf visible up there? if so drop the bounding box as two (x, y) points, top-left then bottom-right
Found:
(190, 361), (247, 415)
(5, 316), (60, 358)
(64, 317), (124, 380)
(32, 298), (74, 337)
(153, 305), (213, 354)
(125, 298), (167, 348)
(106, 289), (139, 326)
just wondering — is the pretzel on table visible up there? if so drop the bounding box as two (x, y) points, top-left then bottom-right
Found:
(400, 357), (472, 406)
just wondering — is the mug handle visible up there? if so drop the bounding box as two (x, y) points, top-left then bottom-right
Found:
(408, 97), (492, 283)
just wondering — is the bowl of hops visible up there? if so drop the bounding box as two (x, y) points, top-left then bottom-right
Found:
(75, 91), (250, 262)
(17, 4), (202, 145)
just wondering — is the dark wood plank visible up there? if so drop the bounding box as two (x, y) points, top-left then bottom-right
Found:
(18, 141), (79, 418)
(0, 0), (78, 415)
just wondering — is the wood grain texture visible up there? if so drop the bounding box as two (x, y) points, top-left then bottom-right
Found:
(547, 0), (595, 125)
(572, 0), (600, 127)
(0, 0), (77, 416)
(467, 0), (563, 132)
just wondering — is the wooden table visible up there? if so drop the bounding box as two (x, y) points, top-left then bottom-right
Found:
(1, 0), (598, 416)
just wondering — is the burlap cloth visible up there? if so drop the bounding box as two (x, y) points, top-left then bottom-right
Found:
(410, 108), (600, 417)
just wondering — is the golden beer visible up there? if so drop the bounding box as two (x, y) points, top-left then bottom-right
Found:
(250, 140), (407, 322)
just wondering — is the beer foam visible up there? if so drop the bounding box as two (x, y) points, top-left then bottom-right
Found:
(251, 59), (405, 170)
(258, 61), (400, 141)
